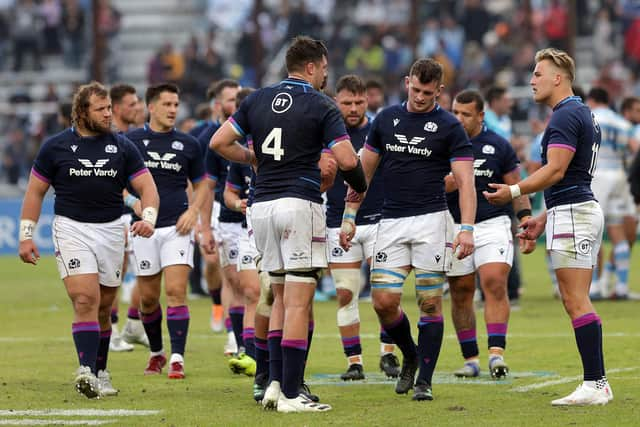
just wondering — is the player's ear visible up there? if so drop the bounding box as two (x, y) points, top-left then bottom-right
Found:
(404, 76), (410, 90)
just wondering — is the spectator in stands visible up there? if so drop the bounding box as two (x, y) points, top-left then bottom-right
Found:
(40, 0), (62, 55)
(161, 43), (185, 84)
(365, 79), (384, 118)
(345, 33), (384, 76)
(61, 0), (85, 68)
(484, 86), (513, 141)
(461, 0), (491, 45)
(2, 128), (26, 185)
(543, 0), (569, 52)
(10, 0), (44, 71)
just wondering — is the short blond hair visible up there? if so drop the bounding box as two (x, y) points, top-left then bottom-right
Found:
(535, 48), (575, 83)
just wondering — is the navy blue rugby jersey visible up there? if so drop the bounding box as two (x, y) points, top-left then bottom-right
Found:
(447, 126), (519, 223)
(205, 133), (247, 224)
(229, 77), (348, 204)
(541, 96), (601, 209)
(366, 103), (473, 218)
(325, 119), (383, 228)
(126, 124), (205, 227)
(189, 120), (212, 141)
(32, 128), (148, 223)
(198, 121), (225, 205)
(226, 161), (254, 228)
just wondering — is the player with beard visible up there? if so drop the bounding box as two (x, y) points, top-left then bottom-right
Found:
(211, 36), (366, 413)
(486, 48), (612, 406)
(18, 81), (159, 398)
(126, 83), (207, 379)
(324, 75), (400, 381)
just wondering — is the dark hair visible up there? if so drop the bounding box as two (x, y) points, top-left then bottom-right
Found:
(71, 81), (109, 127)
(285, 35), (328, 74)
(336, 74), (366, 95)
(454, 89), (485, 112)
(58, 101), (72, 122)
(572, 85), (586, 102)
(621, 96), (640, 113)
(194, 103), (211, 120)
(207, 79), (240, 102)
(587, 87), (609, 105)
(365, 78), (384, 91)
(145, 82), (179, 105)
(236, 87), (255, 108)
(486, 86), (507, 105)
(408, 58), (443, 84)
(109, 83), (137, 104)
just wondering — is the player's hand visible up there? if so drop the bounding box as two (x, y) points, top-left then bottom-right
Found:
(236, 199), (248, 215)
(319, 154), (337, 192)
(344, 186), (364, 203)
(131, 220), (155, 238)
(176, 208), (198, 235)
(19, 240), (40, 265)
(516, 216), (545, 241)
(483, 183), (512, 205)
(519, 236), (537, 254)
(452, 230), (474, 259)
(199, 228), (218, 256)
(339, 219), (356, 251)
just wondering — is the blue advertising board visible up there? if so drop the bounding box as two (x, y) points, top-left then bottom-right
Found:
(0, 197), (55, 255)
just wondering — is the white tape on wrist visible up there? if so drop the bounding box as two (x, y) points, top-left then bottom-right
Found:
(141, 207), (158, 227)
(234, 199), (243, 211)
(509, 184), (522, 199)
(19, 219), (36, 242)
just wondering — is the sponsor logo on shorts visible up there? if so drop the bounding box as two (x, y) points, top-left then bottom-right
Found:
(116, 270), (121, 279)
(290, 251), (308, 261)
(139, 260), (151, 270)
(229, 249), (238, 260)
(331, 247), (344, 257)
(435, 254), (441, 263)
(179, 250), (185, 257)
(68, 258), (81, 269)
(241, 255), (253, 264)
(577, 239), (591, 255)
(375, 251), (387, 263)
(499, 248), (505, 255)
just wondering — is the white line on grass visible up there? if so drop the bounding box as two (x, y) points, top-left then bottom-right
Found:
(0, 410), (160, 416)
(0, 420), (111, 425)
(510, 367), (638, 392)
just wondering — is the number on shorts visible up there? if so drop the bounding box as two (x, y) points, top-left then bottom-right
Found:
(262, 128), (285, 161)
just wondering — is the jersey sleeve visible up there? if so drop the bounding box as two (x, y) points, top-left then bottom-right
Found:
(364, 114), (383, 154)
(448, 122), (473, 161)
(31, 139), (55, 183)
(546, 110), (580, 152)
(226, 162), (244, 190)
(321, 99), (349, 149)
(121, 136), (148, 181)
(229, 91), (257, 137)
(205, 147), (221, 183)
(502, 139), (520, 174)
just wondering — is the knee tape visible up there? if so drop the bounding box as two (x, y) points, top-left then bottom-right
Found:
(286, 268), (321, 284)
(414, 269), (445, 305)
(333, 268), (362, 327)
(256, 271), (276, 316)
(370, 267), (408, 294)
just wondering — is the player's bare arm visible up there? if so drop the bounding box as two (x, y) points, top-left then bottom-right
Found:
(123, 189), (142, 216)
(18, 171), (50, 265)
(451, 159), (476, 259)
(210, 121), (256, 167)
(129, 171), (159, 238)
(198, 178), (217, 255)
(223, 183), (247, 215)
(503, 167), (536, 254)
(485, 146), (574, 205)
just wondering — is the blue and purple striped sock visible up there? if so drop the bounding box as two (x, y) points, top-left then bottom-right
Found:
(341, 335), (362, 358)
(167, 305), (190, 356)
(96, 329), (111, 372)
(127, 306), (140, 320)
(254, 337), (269, 379)
(72, 322), (100, 373)
(268, 330), (283, 383)
(456, 328), (479, 359)
(487, 323), (507, 350)
(382, 311), (417, 360)
(229, 306), (245, 349)
(572, 312), (603, 381)
(242, 327), (256, 359)
(416, 315), (444, 385)
(281, 339), (308, 399)
(140, 306), (163, 353)
(224, 317), (232, 333)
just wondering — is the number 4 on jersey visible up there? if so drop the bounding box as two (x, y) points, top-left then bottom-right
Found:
(262, 127), (285, 161)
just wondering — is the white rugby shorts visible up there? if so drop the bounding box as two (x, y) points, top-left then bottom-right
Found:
(217, 221), (243, 268)
(327, 223), (378, 264)
(371, 210), (455, 272)
(237, 206), (259, 271)
(546, 200), (604, 269)
(591, 169), (635, 222)
(52, 215), (125, 286)
(251, 198), (327, 272)
(447, 215), (513, 277)
(130, 225), (195, 276)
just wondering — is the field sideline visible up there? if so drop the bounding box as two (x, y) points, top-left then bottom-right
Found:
(1, 245), (639, 426)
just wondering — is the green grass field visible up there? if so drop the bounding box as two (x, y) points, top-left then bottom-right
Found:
(1, 246), (639, 426)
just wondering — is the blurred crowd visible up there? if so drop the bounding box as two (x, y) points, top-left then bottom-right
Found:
(4, 0), (640, 187)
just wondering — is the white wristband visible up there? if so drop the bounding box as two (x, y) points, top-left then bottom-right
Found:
(509, 184), (521, 199)
(234, 199), (243, 211)
(141, 207), (158, 227)
(19, 219), (36, 242)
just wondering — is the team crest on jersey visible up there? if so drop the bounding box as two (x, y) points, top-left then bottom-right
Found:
(272, 92), (293, 114)
(482, 144), (495, 154)
(105, 144), (118, 153)
(142, 139), (150, 146)
(71, 145), (78, 153)
(393, 118), (400, 127)
(171, 141), (184, 151)
(424, 122), (438, 132)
